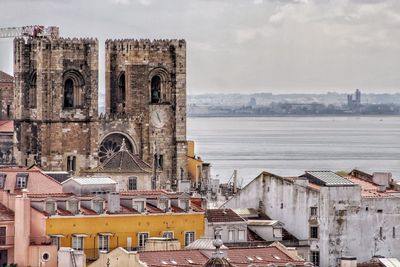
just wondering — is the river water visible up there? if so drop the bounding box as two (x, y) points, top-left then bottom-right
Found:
(187, 116), (400, 185)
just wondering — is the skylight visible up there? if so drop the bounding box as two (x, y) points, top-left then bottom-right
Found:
(256, 256), (263, 260)
(170, 260), (177, 265)
(247, 256), (254, 261)
(161, 261), (168, 265)
(273, 255), (281, 260)
(186, 259), (194, 264)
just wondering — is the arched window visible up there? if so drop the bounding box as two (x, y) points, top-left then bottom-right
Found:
(29, 73), (37, 108)
(111, 73), (126, 113)
(118, 74), (126, 104)
(151, 75), (161, 103)
(64, 79), (74, 108)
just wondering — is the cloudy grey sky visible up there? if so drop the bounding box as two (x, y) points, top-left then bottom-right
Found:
(1, 0), (400, 94)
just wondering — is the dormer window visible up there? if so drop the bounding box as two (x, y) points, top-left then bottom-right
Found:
(179, 199), (190, 211)
(67, 200), (79, 215)
(158, 197), (170, 212)
(16, 173), (28, 189)
(133, 200), (145, 213)
(92, 200), (104, 214)
(45, 201), (56, 215)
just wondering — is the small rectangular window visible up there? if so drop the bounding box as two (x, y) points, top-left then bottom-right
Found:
(128, 177), (137, 190)
(238, 230), (245, 241)
(311, 251), (320, 267)
(163, 232), (174, 239)
(0, 227), (6, 246)
(72, 236), (84, 250)
(380, 227), (383, 240)
(228, 230), (235, 241)
(99, 235), (109, 252)
(310, 226), (319, 239)
(310, 207), (318, 216)
(138, 232), (149, 249)
(185, 231), (195, 246)
(393, 227), (396, 238)
(16, 173), (28, 189)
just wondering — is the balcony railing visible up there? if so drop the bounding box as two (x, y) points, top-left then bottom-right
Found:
(0, 236), (14, 246)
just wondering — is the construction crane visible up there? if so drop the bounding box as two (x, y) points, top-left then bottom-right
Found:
(0, 25), (59, 39)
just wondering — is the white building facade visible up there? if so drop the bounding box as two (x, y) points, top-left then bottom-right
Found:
(225, 170), (400, 267)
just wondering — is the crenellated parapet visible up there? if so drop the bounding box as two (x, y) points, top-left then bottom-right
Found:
(105, 38), (185, 52)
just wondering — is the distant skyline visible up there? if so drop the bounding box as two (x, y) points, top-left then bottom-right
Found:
(1, 0), (400, 94)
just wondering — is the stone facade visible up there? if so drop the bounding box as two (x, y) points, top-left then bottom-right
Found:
(0, 71), (14, 120)
(13, 36), (187, 189)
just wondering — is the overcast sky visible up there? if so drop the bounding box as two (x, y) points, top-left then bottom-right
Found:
(1, 0), (400, 95)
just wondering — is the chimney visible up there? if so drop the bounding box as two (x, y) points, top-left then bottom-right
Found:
(14, 189), (31, 267)
(340, 256), (357, 267)
(106, 192), (120, 213)
(372, 172), (392, 188)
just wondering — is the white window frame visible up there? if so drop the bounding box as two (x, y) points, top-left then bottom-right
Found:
(238, 229), (246, 241)
(72, 236), (84, 251)
(228, 230), (235, 241)
(16, 175), (27, 189)
(138, 232), (149, 249)
(98, 235), (109, 252)
(67, 200), (79, 214)
(184, 231), (195, 246)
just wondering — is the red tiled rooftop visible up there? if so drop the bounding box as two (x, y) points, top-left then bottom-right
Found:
(345, 176), (400, 198)
(206, 209), (245, 223)
(227, 246), (305, 266)
(139, 250), (209, 267)
(0, 121), (13, 133)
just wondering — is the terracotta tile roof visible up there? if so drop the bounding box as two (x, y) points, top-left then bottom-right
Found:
(227, 247), (305, 266)
(0, 71), (13, 83)
(145, 202), (164, 213)
(206, 209), (245, 223)
(0, 121), (13, 133)
(139, 250), (209, 266)
(345, 176), (400, 198)
(139, 246), (306, 267)
(0, 202), (14, 221)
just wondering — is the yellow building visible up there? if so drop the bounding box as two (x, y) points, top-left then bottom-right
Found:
(30, 190), (205, 262)
(187, 140), (204, 188)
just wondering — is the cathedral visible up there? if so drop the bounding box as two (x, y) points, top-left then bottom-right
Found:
(13, 35), (188, 189)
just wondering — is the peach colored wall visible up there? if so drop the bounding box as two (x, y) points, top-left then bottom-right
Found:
(0, 221), (14, 264)
(31, 207), (47, 241)
(28, 245), (58, 267)
(14, 193), (30, 267)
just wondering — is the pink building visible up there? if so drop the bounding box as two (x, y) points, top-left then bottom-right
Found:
(0, 166), (62, 266)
